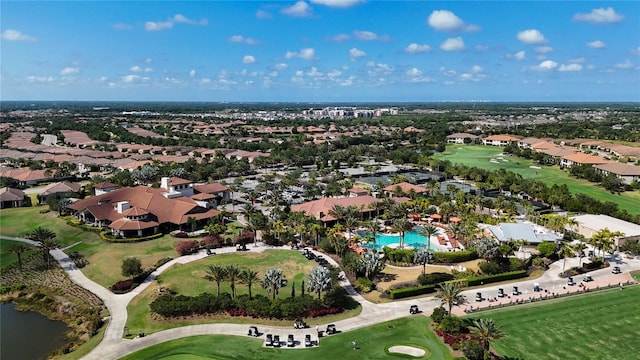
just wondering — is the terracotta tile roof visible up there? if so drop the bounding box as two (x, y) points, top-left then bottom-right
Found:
(383, 182), (429, 193)
(169, 177), (192, 186)
(561, 153), (612, 165)
(291, 195), (380, 221)
(193, 183), (229, 194)
(109, 218), (159, 230)
(593, 163), (640, 176)
(484, 134), (522, 141)
(68, 186), (220, 226)
(39, 181), (82, 196)
(540, 147), (578, 157)
(191, 193), (215, 200)
(94, 182), (118, 189)
(447, 133), (479, 139)
(0, 187), (25, 202)
(531, 141), (557, 150)
(122, 206), (150, 216)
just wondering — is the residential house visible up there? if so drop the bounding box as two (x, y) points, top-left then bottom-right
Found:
(482, 134), (522, 146)
(593, 163), (640, 184)
(291, 195), (382, 225)
(383, 182), (429, 198)
(94, 182), (118, 196)
(0, 187), (26, 209)
(446, 133), (479, 144)
(38, 181), (82, 204)
(560, 153), (612, 168)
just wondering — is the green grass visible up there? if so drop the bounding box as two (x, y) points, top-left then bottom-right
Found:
(0, 239), (39, 269)
(121, 317), (452, 360)
(466, 286), (640, 360)
(125, 250), (349, 335)
(434, 145), (640, 214)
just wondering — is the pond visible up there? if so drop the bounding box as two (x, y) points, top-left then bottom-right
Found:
(0, 303), (69, 360)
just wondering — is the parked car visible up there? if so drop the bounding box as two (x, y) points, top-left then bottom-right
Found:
(612, 266), (622, 274)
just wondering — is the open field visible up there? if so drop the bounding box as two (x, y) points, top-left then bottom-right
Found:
(125, 250), (349, 334)
(467, 285), (640, 360)
(433, 145), (640, 214)
(121, 316), (452, 360)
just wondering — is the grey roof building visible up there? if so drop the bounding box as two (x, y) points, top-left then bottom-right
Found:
(487, 222), (561, 244)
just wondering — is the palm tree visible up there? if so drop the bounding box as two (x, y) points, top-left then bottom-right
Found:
(8, 244), (30, 271)
(435, 281), (467, 316)
(558, 243), (575, 273)
(365, 220), (381, 252)
(573, 242), (587, 267)
(360, 252), (386, 280)
(417, 224), (438, 253)
(469, 318), (504, 355)
(226, 265), (241, 298)
(589, 228), (624, 260)
(392, 218), (413, 249)
(39, 238), (60, 269)
(262, 267), (284, 300)
(306, 266), (332, 300)
(239, 269), (260, 299)
(308, 222), (323, 247)
(205, 265), (227, 296)
(413, 247), (433, 274)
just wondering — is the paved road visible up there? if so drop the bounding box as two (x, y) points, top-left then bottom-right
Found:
(2, 235), (638, 359)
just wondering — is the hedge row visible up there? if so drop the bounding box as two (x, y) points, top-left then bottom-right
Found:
(389, 270), (528, 300)
(390, 285), (436, 299)
(100, 231), (164, 243)
(432, 250), (478, 264)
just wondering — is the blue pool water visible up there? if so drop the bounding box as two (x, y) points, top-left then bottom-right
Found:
(362, 230), (446, 251)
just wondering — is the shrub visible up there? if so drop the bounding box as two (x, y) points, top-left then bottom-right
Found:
(465, 270), (528, 286)
(438, 315), (465, 335)
(462, 340), (485, 360)
(355, 277), (374, 293)
(536, 241), (557, 258)
(201, 235), (222, 249)
(478, 260), (502, 275)
(111, 279), (136, 293)
(583, 259), (605, 270)
(430, 306), (447, 324)
(174, 231), (189, 238)
(383, 247), (415, 264)
(176, 240), (200, 255)
(389, 285), (436, 299)
(432, 249), (477, 264)
(417, 272), (455, 285)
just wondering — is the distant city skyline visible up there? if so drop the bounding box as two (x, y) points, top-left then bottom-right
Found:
(1, 1), (639, 102)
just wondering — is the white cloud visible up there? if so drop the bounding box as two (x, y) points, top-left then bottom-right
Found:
(366, 61), (393, 76)
(406, 68), (422, 77)
(569, 57), (586, 63)
(587, 40), (606, 49)
(440, 37), (465, 51)
(144, 67), (153, 73)
(145, 14), (207, 31)
(405, 43), (431, 53)
(474, 44), (488, 52)
(558, 63), (583, 72)
(537, 60), (558, 70)
(2, 29), (36, 42)
(631, 47), (640, 55)
(189, 69), (196, 77)
(470, 65), (482, 73)
(573, 7), (623, 24)
(256, 10), (271, 19)
(243, 55), (256, 64)
(275, 63), (289, 70)
(284, 51), (297, 59)
(349, 47), (366, 61)
(60, 67), (79, 75)
(229, 35), (258, 45)
(130, 65), (142, 72)
(26, 75), (54, 83)
(535, 46), (554, 54)
(615, 60), (634, 69)
(299, 48), (317, 60)
(507, 51), (526, 60)
(517, 29), (547, 44)
(327, 69), (342, 78)
(325, 34), (350, 42)
(310, 0), (363, 7)
(405, 67), (432, 83)
(427, 10), (480, 32)
(353, 30), (389, 41)
(122, 75), (140, 83)
(282, 1), (313, 17)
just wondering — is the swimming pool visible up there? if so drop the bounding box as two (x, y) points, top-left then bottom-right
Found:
(361, 230), (447, 251)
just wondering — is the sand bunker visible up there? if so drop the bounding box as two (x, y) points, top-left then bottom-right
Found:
(388, 345), (426, 357)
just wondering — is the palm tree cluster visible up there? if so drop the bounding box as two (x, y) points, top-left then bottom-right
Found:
(204, 264), (260, 299)
(29, 226), (59, 269)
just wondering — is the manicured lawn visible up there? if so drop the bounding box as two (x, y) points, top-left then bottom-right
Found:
(0, 239), (39, 270)
(467, 286), (640, 360)
(125, 250), (349, 334)
(121, 317), (452, 360)
(434, 145), (640, 214)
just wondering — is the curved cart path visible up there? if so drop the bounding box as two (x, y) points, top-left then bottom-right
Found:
(2, 236), (638, 359)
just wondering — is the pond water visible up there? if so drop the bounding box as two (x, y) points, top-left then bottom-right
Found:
(0, 303), (69, 360)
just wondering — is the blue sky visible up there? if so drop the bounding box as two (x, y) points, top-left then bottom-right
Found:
(1, 1), (639, 102)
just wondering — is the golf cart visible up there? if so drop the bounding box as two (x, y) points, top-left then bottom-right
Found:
(273, 335), (281, 347)
(533, 283), (542, 292)
(248, 326), (260, 337)
(497, 288), (506, 298)
(409, 305), (420, 314)
(287, 334), (295, 347)
(612, 266), (621, 274)
(512, 286), (520, 295)
(475, 292), (483, 302)
(567, 277), (576, 286)
(326, 324), (337, 335)
(265, 334), (273, 346)
(583, 275), (594, 282)
(305, 334), (312, 347)
(294, 318), (308, 329)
